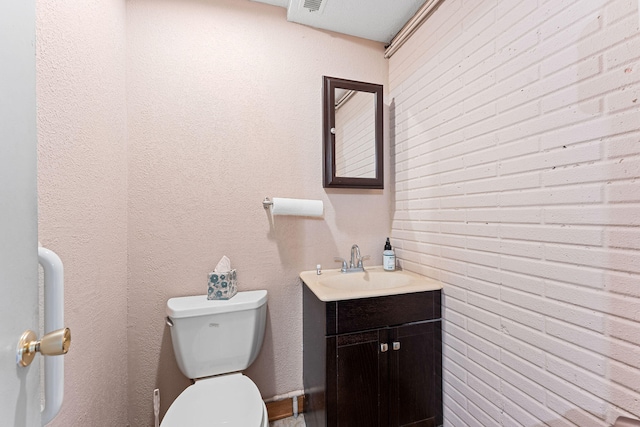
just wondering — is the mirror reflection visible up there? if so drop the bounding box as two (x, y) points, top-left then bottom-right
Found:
(334, 89), (376, 178)
(323, 76), (383, 189)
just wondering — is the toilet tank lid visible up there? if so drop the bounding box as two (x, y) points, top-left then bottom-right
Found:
(167, 290), (267, 319)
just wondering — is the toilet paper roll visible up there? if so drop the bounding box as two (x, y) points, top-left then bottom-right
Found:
(271, 197), (323, 217)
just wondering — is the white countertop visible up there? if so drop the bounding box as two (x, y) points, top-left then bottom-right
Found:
(300, 265), (443, 302)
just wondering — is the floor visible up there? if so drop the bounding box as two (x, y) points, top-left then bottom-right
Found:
(269, 414), (306, 427)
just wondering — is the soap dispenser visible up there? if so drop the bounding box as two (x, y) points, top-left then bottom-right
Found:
(383, 237), (395, 271)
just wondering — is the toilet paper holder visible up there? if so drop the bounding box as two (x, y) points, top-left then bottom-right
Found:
(262, 197), (274, 209)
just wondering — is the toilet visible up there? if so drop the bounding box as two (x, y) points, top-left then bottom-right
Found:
(161, 290), (269, 426)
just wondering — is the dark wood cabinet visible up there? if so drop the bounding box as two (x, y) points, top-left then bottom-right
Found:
(303, 285), (442, 427)
(329, 329), (389, 426)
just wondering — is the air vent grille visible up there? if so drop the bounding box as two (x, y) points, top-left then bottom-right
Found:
(303, 0), (324, 12)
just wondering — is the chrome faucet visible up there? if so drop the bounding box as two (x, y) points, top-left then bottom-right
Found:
(335, 244), (369, 273)
(350, 244), (361, 269)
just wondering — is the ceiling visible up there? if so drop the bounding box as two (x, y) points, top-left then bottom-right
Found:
(250, 0), (428, 44)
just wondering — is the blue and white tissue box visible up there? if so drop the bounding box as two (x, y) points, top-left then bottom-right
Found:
(208, 269), (237, 300)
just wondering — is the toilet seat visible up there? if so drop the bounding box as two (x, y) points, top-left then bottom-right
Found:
(160, 373), (268, 427)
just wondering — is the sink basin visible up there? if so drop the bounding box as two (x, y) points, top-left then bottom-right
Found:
(319, 269), (413, 290)
(300, 266), (443, 301)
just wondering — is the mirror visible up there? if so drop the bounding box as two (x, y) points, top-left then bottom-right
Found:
(323, 76), (383, 189)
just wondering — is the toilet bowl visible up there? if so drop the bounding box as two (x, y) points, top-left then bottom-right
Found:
(160, 374), (268, 426)
(161, 290), (268, 427)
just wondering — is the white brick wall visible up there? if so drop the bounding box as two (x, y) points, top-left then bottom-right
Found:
(389, 0), (640, 425)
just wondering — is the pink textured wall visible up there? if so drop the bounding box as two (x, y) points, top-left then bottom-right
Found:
(36, 0), (129, 426)
(126, 0), (389, 424)
(36, 0), (388, 424)
(389, 0), (640, 425)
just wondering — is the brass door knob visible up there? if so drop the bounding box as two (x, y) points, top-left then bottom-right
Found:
(17, 328), (71, 367)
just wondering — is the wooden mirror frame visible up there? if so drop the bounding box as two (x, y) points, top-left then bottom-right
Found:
(323, 76), (383, 189)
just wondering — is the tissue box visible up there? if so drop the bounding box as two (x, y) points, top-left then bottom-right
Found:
(207, 269), (237, 300)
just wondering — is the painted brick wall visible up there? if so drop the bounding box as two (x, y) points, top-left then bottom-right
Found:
(389, 0), (640, 425)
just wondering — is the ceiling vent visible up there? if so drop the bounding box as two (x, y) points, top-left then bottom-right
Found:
(302, 0), (326, 13)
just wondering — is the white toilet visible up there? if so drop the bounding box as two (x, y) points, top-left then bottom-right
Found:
(162, 290), (269, 426)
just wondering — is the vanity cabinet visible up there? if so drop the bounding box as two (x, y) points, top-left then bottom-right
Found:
(303, 285), (443, 427)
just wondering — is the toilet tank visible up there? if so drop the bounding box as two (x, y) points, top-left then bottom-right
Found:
(166, 290), (267, 379)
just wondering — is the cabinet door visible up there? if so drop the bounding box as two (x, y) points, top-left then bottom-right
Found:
(389, 321), (442, 427)
(327, 329), (389, 426)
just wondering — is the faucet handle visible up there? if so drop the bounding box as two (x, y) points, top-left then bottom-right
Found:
(357, 255), (370, 268)
(334, 257), (348, 273)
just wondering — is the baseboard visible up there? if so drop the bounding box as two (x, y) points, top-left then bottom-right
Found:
(265, 394), (306, 422)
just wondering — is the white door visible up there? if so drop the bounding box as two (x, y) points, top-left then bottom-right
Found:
(0, 0), (41, 425)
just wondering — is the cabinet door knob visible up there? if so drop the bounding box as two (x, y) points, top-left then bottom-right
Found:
(380, 343), (388, 352)
(392, 341), (400, 351)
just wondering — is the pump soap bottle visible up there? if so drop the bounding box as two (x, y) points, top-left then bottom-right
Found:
(383, 237), (395, 271)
